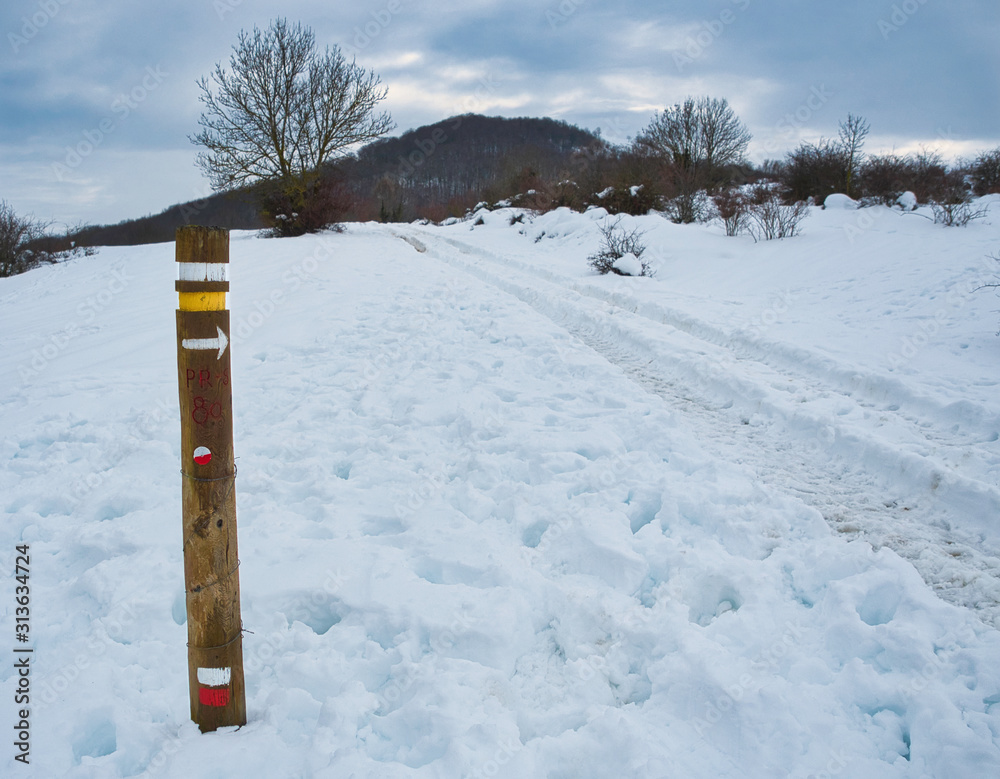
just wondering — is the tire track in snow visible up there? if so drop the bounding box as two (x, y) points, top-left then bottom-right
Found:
(391, 226), (1000, 628)
(415, 231), (1000, 476)
(395, 226), (1000, 511)
(566, 328), (1000, 628)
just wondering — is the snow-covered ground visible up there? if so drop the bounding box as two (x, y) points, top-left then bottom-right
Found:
(2, 198), (1000, 777)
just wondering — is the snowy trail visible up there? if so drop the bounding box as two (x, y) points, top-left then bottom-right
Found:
(4, 223), (1000, 777)
(392, 224), (1000, 626)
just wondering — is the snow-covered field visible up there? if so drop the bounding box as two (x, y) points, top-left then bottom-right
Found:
(2, 198), (1000, 777)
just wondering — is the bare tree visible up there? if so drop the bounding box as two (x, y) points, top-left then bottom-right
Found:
(838, 113), (870, 198)
(191, 18), (393, 235)
(637, 98), (699, 171)
(634, 96), (751, 222)
(635, 96), (751, 177)
(699, 97), (754, 175)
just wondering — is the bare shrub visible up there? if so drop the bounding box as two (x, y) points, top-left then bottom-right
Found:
(259, 173), (355, 236)
(922, 167), (986, 227)
(663, 188), (712, 224)
(549, 180), (585, 211)
(860, 154), (911, 206)
(971, 148), (1000, 196)
(781, 139), (849, 203)
(588, 217), (651, 276)
(746, 185), (808, 241)
(908, 149), (955, 203)
(780, 114), (869, 202)
(595, 184), (661, 216)
(859, 148), (979, 207)
(712, 188), (749, 236)
(975, 253), (1000, 335)
(930, 199), (988, 227)
(0, 201), (50, 277)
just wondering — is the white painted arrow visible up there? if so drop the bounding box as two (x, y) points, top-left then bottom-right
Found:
(182, 325), (229, 359)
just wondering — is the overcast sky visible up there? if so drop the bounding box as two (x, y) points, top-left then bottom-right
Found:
(2, 0), (998, 228)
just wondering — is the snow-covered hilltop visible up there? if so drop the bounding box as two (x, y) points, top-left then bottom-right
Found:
(2, 198), (999, 776)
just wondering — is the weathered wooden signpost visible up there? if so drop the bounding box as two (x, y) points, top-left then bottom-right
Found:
(175, 226), (247, 732)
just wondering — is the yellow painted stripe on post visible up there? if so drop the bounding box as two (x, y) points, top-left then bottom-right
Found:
(179, 291), (227, 311)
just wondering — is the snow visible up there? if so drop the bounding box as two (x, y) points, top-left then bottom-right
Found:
(3, 197), (1000, 777)
(611, 252), (644, 277)
(824, 193), (859, 210)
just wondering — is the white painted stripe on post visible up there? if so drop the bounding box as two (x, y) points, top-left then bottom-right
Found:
(197, 667), (232, 687)
(179, 262), (228, 282)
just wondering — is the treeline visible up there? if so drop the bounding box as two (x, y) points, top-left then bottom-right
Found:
(6, 109), (1000, 277)
(43, 191), (263, 251)
(351, 107), (1000, 228)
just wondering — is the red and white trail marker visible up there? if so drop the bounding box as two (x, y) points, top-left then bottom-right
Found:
(193, 446), (212, 465)
(197, 666), (232, 707)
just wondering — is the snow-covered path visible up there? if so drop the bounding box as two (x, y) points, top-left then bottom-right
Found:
(2, 208), (1000, 777)
(391, 218), (1000, 627)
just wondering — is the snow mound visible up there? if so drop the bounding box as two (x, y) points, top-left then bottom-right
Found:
(612, 252), (645, 276)
(824, 193), (859, 210)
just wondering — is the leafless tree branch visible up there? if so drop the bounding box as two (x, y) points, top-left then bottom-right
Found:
(190, 18), (393, 230)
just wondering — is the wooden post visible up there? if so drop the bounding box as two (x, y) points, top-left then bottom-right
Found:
(175, 226), (247, 732)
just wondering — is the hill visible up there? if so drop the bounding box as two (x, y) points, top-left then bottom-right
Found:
(341, 114), (604, 220)
(51, 115), (605, 248)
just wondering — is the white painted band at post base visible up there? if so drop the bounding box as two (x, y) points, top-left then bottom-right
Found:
(179, 263), (229, 282)
(197, 667), (232, 686)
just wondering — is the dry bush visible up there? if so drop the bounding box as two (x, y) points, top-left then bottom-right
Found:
(0, 201), (49, 277)
(780, 140), (849, 203)
(549, 180), (585, 211)
(971, 148), (1000, 196)
(908, 150), (957, 203)
(746, 185), (808, 241)
(663, 191), (713, 224)
(712, 188), (750, 236)
(930, 199), (988, 227)
(587, 217), (652, 276)
(259, 174), (355, 236)
(590, 184), (658, 216)
(859, 154), (911, 206)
